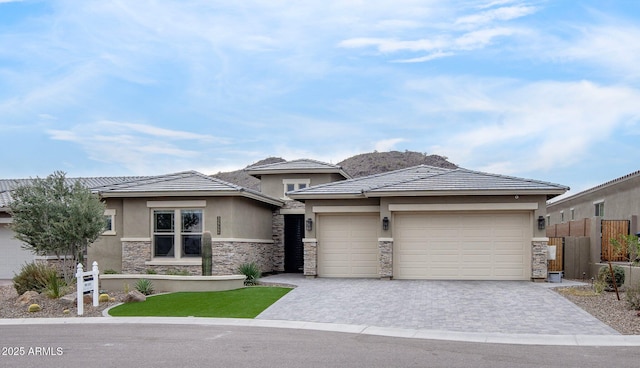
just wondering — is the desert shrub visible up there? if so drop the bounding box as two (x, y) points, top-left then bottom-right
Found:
(145, 269), (158, 274)
(103, 269), (119, 274)
(27, 304), (42, 313)
(598, 265), (625, 290)
(135, 278), (154, 295)
(626, 283), (640, 310)
(13, 262), (59, 295)
(44, 272), (67, 299)
(238, 262), (261, 286)
(98, 293), (110, 303)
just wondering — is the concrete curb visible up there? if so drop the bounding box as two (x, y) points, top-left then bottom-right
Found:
(1, 316), (639, 346)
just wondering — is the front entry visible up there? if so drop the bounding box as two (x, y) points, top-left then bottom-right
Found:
(284, 214), (304, 273)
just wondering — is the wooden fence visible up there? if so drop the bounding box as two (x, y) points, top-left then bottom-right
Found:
(601, 220), (630, 262)
(548, 237), (563, 272)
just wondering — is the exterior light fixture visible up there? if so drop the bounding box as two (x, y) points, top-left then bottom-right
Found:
(216, 216), (221, 235)
(382, 217), (389, 231)
(537, 216), (545, 230)
(306, 218), (313, 231)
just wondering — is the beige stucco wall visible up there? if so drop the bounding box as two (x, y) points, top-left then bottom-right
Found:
(547, 175), (640, 232)
(259, 173), (345, 199)
(87, 195), (276, 273)
(88, 198), (124, 272)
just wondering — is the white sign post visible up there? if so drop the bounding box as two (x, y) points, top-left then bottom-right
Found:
(76, 261), (100, 316)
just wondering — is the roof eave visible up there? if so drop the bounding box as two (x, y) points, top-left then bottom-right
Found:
(246, 168), (350, 179)
(287, 193), (366, 200)
(364, 189), (568, 197)
(99, 190), (284, 206)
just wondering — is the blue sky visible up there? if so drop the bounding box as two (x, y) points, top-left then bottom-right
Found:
(1, 1), (639, 199)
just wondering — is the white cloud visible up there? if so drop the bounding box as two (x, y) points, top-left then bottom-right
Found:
(455, 5), (538, 27)
(374, 138), (406, 152)
(47, 121), (230, 174)
(404, 77), (640, 174)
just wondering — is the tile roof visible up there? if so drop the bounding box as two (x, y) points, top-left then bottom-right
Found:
(245, 159), (350, 178)
(288, 165), (568, 198)
(0, 171), (283, 209)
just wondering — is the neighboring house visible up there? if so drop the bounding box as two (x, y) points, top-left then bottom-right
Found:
(546, 170), (640, 274)
(0, 160), (567, 281)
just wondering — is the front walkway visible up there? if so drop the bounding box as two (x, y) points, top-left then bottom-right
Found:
(257, 274), (617, 335)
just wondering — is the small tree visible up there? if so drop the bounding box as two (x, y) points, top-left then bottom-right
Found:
(609, 233), (640, 300)
(9, 171), (106, 283)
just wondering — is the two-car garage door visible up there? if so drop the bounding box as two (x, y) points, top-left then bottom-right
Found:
(394, 212), (531, 280)
(316, 211), (532, 280)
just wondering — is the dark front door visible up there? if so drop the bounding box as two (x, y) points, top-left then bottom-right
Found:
(284, 214), (304, 273)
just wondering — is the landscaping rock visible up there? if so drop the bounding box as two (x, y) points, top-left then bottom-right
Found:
(60, 293), (76, 305)
(124, 290), (146, 303)
(15, 291), (39, 306)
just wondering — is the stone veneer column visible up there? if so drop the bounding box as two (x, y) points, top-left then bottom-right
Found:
(303, 238), (317, 277)
(271, 209), (285, 272)
(531, 238), (549, 281)
(122, 240), (152, 274)
(378, 238), (393, 279)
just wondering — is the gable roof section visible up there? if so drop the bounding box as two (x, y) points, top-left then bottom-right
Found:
(0, 172), (283, 209)
(245, 159), (351, 179)
(0, 176), (151, 209)
(96, 171), (283, 206)
(288, 165), (568, 199)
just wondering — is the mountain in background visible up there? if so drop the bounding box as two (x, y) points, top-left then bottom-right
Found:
(212, 151), (457, 191)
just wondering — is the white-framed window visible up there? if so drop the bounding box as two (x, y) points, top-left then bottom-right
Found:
(546, 215), (550, 226)
(103, 209), (116, 236)
(282, 179), (310, 199)
(153, 209), (203, 258)
(560, 211), (564, 223)
(570, 208), (575, 221)
(594, 201), (604, 217)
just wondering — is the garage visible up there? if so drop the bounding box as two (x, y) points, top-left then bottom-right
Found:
(0, 223), (35, 279)
(394, 212), (531, 280)
(317, 214), (379, 277)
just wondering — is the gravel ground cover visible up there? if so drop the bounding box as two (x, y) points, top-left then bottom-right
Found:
(554, 284), (640, 335)
(1, 281), (639, 335)
(0, 284), (124, 318)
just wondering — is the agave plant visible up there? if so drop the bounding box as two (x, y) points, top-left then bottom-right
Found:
(238, 262), (261, 286)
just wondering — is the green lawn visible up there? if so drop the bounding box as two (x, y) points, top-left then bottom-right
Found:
(108, 287), (292, 318)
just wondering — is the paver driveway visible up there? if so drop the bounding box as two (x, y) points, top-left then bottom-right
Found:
(257, 274), (618, 335)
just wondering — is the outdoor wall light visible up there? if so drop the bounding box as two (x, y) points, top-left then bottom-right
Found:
(382, 217), (389, 231)
(216, 216), (221, 235)
(306, 218), (313, 231)
(537, 216), (546, 230)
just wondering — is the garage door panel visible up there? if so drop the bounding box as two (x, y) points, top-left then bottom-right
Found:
(394, 212), (531, 280)
(318, 214), (379, 278)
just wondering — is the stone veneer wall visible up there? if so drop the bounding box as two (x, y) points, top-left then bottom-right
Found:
(211, 240), (276, 275)
(122, 240), (152, 274)
(271, 210), (285, 272)
(531, 238), (549, 280)
(303, 239), (317, 276)
(378, 239), (393, 279)
(121, 239), (277, 276)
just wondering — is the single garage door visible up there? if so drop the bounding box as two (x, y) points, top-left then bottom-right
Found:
(318, 214), (379, 278)
(394, 212), (531, 280)
(0, 224), (36, 279)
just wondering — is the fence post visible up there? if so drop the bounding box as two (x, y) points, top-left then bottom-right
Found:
(76, 263), (84, 316)
(92, 261), (100, 307)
